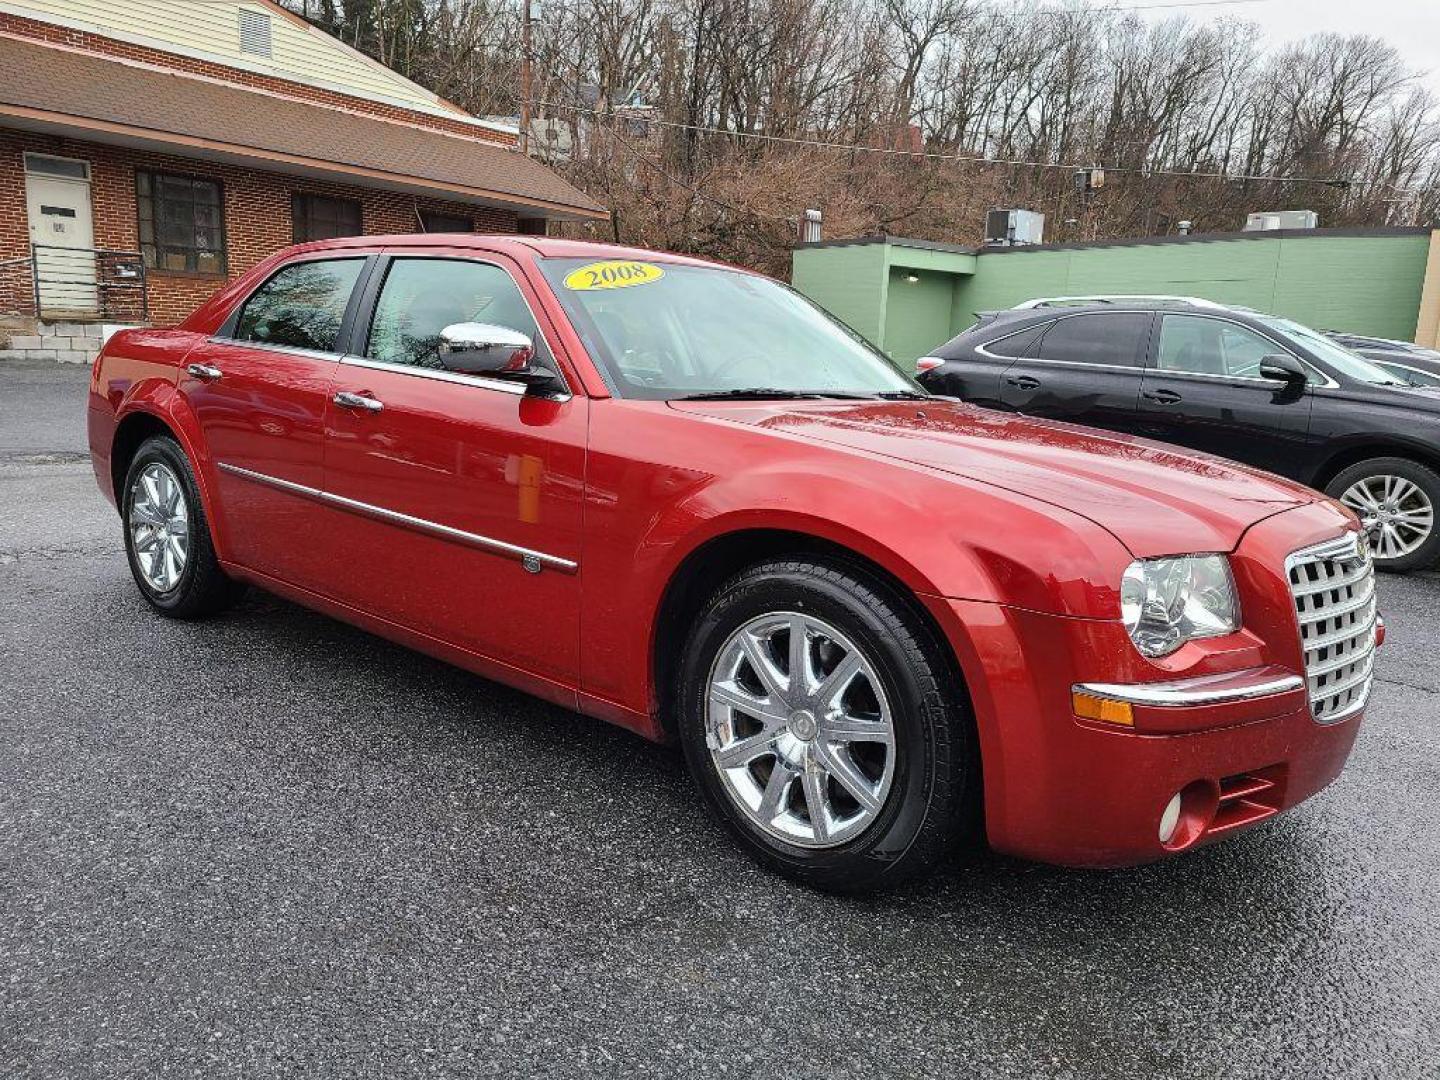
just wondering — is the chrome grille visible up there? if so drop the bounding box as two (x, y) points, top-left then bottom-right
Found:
(1285, 533), (1377, 724)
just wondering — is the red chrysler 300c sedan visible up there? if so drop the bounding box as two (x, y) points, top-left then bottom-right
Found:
(88, 236), (1380, 891)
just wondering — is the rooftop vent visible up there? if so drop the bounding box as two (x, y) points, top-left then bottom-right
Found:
(1244, 210), (1318, 232)
(984, 208), (1044, 247)
(239, 9), (273, 58)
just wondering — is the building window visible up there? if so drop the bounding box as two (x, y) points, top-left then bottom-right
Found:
(292, 193), (363, 243)
(136, 171), (226, 274)
(25, 153), (89, 180)
(238, 9), (272, 57)
(518, 218), (548, 236)
(418, 210), (474, 234)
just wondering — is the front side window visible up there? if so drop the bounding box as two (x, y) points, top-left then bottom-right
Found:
(1158, 315), (1283, 378)
(1035, 313), (1149, 367)
(136, 171), (226, 274)
(536, 258), (918, 400)
(292, 194), (362, 243)
(366, 258), (546, 371)
(233, 258), (365, 353)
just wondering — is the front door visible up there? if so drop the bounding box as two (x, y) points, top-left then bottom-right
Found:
(184, 255), (370, 587)
(1135, 312), (1313, 477)
(999, 310), (1152, 433)
(24, 155), (98, 315)
(319, 251), (587, 689)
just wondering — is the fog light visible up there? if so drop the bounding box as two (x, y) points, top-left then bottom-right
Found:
(1158, 792), (1183, 843)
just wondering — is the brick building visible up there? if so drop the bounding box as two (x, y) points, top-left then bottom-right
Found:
(0, 0), (604, 357)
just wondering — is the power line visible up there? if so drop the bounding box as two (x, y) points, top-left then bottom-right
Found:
(983, 0), (1271, 18)
(529, 99), (1364, 188)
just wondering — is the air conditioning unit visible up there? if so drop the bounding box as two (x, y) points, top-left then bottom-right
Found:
(984, 208), (1045, 247)
(1244, 210), (1319, 232)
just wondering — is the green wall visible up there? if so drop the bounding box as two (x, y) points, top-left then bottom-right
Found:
(793, 230), (1435, 367)
(792, 243), (890, 347)
(955, 233), (1431, 343)
(883, 267), (954, 364)
(793, 240), (977, 362)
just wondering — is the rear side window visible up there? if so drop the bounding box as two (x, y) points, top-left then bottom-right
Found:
(1035, 313), (1149, 366)
(982, 323), (1046, 358)
(233, 258), (364, 353)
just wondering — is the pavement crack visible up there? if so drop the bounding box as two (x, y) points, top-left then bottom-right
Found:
(1375, 675), (1439, 695)
(0, 545), (116, 564)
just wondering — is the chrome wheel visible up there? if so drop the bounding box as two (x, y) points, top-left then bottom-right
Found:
(128, 461), (190, 592)
(1340, 474), (1434, 561)
(705, 612), (896, 849)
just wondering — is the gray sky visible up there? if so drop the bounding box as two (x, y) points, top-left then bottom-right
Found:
(1130, 0), (1440, 93)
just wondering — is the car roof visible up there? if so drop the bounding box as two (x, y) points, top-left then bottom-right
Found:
(971, 299), (1260, 332)
(278, 233), (751, 274)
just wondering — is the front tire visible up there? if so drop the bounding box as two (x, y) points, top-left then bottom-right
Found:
(121, 435), (245, 618)
(1326, 457), (1440, 573)
(678, 557), (977, 892)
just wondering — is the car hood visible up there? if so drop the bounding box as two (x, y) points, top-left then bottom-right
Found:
(671, 398), (1317, 557)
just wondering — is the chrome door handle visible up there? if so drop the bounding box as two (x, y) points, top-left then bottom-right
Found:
(185, 363), (222, 382)
(333, 391), (384, 413)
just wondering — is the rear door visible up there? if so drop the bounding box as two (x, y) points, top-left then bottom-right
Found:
(184, 254), (371, 587)
(925, 320), (1046, 406)
(998, 310), (1151, 433)
(1135, 313), (1313, 477)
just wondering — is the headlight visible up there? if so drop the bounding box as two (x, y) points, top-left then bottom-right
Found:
(1120, 555), (1240, 658)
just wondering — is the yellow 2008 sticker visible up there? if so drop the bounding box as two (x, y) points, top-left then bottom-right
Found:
(563, 260), (665, 291)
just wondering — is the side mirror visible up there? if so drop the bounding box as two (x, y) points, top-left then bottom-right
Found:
(1258, 353), (1307, 384)
(438, 322), (538, 378)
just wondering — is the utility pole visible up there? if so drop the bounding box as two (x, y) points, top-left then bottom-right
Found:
(519, 0), (533, 156)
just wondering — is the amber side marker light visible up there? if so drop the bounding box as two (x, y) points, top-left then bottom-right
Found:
(1072, 690), (1134, 726)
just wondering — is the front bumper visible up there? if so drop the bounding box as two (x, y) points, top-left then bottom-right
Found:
(926, 501), (1372, 868)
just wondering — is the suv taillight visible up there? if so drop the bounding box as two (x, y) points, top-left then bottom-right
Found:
(915, 356), (944, 374)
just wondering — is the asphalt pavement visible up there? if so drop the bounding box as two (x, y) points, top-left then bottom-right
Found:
(2, 360), (1438, 1079)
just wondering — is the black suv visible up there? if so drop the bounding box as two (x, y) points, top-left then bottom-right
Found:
(917, 296), (1440, 572)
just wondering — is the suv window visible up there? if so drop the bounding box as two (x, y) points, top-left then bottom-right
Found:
(1034, 313), (1149, 366)
(1158, 315), (1279, 378)
(983, 323), (1045, 358)
(233, 258), (364, 353)
(366, 258), (547, 371)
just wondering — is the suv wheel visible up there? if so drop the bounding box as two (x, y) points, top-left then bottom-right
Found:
(122, 435), (246, 618)
(1327, 457), (1440, 572)
(677, 557), (977, 892)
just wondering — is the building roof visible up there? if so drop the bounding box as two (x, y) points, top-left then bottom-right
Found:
(799, 226), (1433, 258)
(0, 33), (606, 220)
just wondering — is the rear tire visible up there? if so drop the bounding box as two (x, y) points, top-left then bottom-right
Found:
(1325, 457), (1440, 573)
(121, 435), (246, 618)
(677, 557), (978, 893)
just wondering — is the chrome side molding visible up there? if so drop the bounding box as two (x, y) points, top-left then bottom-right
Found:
(215, 462), (577, 574)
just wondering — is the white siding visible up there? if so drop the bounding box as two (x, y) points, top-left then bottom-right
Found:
(4, 0), (463, 117)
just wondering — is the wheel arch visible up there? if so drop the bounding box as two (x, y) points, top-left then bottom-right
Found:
(110, 410), (179, 505)
(650, 527), (975, 742)
(109, 394), (228, 562)
(1310, 439), (1440, 491)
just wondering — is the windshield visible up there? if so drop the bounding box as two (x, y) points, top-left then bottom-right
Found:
(1259, 316), (1405, 385)
(538, 257), (922, 400)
